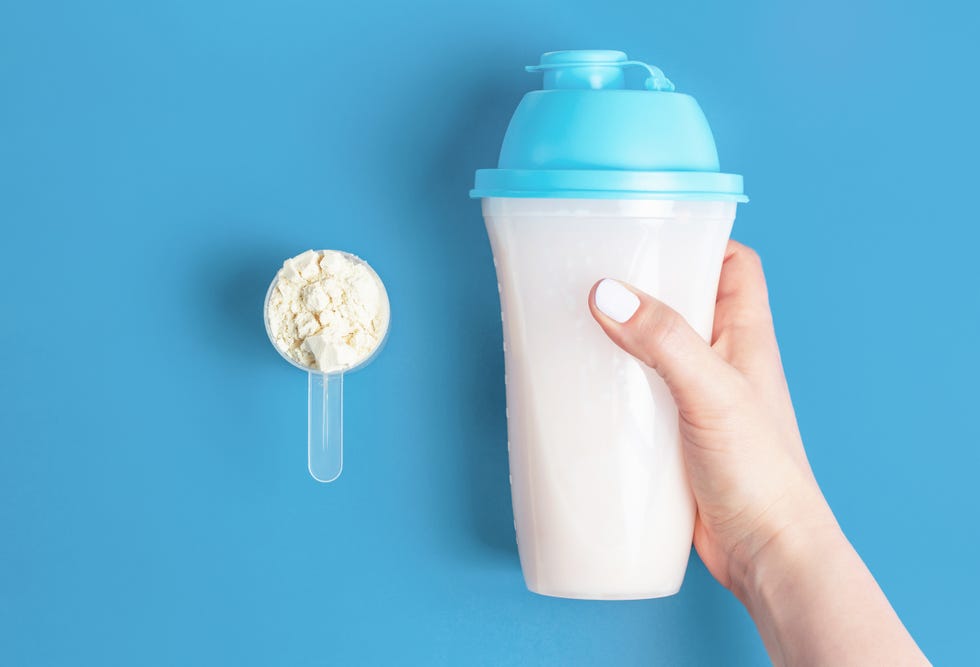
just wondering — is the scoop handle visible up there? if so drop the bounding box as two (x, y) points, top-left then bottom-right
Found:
(308, 372), (343, 482)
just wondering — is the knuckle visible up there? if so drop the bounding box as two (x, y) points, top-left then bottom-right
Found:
(637, 306), (685, 359)
(742, 245), (763, 269)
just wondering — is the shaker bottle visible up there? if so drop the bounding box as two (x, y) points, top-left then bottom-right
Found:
(470, 50), (747, 600)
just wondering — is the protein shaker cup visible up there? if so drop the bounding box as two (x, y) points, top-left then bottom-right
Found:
(470, 50), (747, 600)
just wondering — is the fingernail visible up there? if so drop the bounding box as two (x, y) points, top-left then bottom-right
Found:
(595, 279), (640, 323)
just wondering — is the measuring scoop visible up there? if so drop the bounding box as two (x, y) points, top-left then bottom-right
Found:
(263, 250), (390, 482)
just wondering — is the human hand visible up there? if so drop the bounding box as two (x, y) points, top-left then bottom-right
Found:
(588, 240), (835, 592)
(588, 240), (927, 666)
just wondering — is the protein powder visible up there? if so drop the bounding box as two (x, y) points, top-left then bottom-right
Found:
(265, 249), (389, 373)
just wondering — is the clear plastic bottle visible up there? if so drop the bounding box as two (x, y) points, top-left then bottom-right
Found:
(472, 51), (746, 599)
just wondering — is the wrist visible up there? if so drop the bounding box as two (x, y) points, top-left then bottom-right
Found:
(725, 501), (929, 666)
(727, 493), (842, 605)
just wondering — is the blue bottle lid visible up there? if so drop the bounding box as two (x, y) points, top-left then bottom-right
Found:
(470, 50), (747, 201)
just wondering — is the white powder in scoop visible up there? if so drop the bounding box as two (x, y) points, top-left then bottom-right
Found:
(266, 250), (388, 372)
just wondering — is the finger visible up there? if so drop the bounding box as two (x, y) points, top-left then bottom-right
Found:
(712, 243), (800, 444)
(713, 240), (774, 342)
(589, 278), (741, 416)
(712, 241), (780, 377)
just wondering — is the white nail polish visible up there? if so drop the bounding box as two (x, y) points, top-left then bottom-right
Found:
(595, 279), (640, 323)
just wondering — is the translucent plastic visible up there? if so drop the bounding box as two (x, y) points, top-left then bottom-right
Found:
(308, 372), (343, 482)
(263, 250), (390, 483)
(482, 197), (737, 599)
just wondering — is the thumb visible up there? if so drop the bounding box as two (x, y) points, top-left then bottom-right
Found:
(589, 278), (740, 416)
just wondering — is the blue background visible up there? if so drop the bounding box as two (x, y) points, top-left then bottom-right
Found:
(1, 0), (977, 664)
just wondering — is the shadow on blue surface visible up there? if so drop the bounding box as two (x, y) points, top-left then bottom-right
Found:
(420, 70), (520, 562)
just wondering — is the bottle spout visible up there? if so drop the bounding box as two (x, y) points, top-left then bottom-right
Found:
(526, 50), (674, 92)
